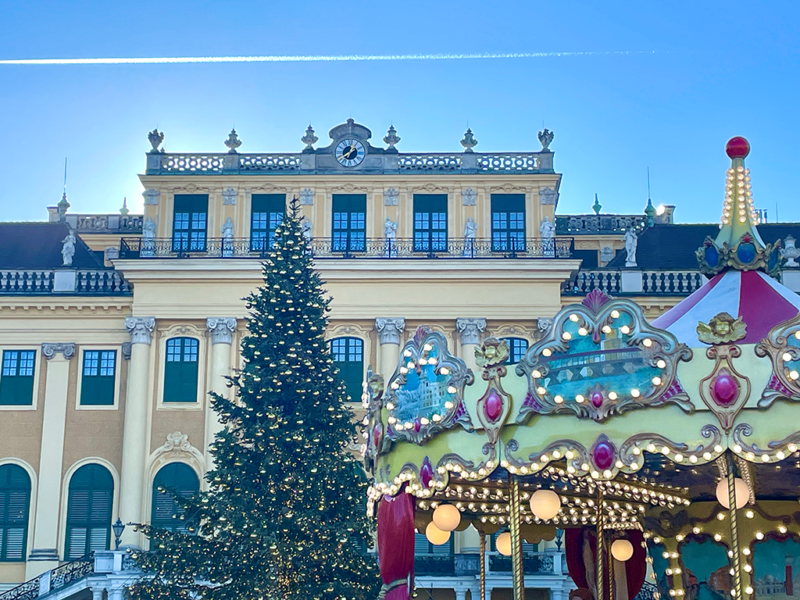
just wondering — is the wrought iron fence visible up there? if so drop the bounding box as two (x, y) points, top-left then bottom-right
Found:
(489, 552), (555, 574)
(634, 582), (659, 600)
(415, 555), (456, 576)
(119, 237), (574, 260)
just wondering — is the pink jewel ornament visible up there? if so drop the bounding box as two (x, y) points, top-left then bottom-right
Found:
(420, 457), (434, 488)
(593, 440), (615, 471)
(591, 391), (604, 408)
(484, 389), (503, 422)
(711, 373), (738, 406)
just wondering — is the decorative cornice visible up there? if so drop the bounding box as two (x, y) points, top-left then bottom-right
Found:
(125, 316), (156, 345)
(41, 342), (76, 360)
(375, 318), (405, 345)
(456, 318), (486, 345)
(207, 317), (237, 345)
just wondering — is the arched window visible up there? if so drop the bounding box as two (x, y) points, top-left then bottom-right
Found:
(65, 464), (113, 560)
(330, 337), (364, 402)
(0, 465), (31, 562)
(500, 337), (529, 364)
(151, 463), (199, 533)
(164, 338), (199, 403)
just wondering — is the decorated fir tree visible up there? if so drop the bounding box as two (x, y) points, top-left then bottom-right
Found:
(129, 198), (381, 600)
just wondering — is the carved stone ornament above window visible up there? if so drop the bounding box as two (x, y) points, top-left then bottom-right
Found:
(516, 290), (693, 423)
(383, 327), (474, 445)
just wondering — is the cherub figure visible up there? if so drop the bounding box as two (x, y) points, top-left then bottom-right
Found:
(696, 312), (747, 344)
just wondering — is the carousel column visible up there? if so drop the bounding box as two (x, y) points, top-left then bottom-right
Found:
(205, 318), (237, 474)
(726, 452), (744, 600)
(456, 318), (486, 372)
(508, 473), (525, 600)
(27, 343), (75, 578)
(596, 487), (606, 600)
(375, 318), (405, 384)
(119, 317), (155, 548)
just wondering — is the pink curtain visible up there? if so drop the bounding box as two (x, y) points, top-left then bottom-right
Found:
(624, 530), (647, 600)
(377, 493), (416, 600)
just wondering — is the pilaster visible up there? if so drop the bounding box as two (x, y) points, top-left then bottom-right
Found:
(456, 318), (485, 373)
(205, 318), (236, 474)
(375, 318), (405, 385)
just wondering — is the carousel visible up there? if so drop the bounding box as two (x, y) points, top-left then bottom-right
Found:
(363, 137), (800, 600)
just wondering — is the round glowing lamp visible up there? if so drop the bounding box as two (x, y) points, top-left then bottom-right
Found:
(529, 489), (561, 520)
(715, 478), (749, 509)
(425, 521), (451, 546)
(432, 503), (461, 532)
(611, 539), (634, 562)
(496, 532), (512, 556)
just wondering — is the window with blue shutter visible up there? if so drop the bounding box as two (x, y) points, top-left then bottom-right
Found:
(413, 195), (448, 253)
(151, 463), (199, 533)
(65, 464), (113, 560)
(0, 350), (35, 406)
(332, 195), (366, 253)
(80, 351), (116, 406)
(414, 532), (454, 555)
(172, 195), (208, 252)
(330, 337), (363, 402)
(164, 338), (199, 403)
(251, 194), (286, 251)
(500, 337), (529, 364)
(491, 194), (526, 252)
(0, 465), (31, 562)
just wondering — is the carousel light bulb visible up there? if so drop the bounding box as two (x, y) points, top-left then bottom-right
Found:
(620, 326), (631, 334)
(432, 504), (461, 531)
(530, 490), (561, 520)
(716, 478), (749, 509)
(425, 522), (451, 545)
(609, 391), (618, 400)
(611, 539), (634, 562)
(562, 332), (572, 341)
(496, 532), (512, 556)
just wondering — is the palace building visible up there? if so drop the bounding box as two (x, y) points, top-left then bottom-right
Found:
(0, 121), (798, 600)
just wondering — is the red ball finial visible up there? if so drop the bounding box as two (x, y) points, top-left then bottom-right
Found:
(726, 136), (750, 159)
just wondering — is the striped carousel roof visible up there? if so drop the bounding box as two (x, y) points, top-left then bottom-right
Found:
(652, 269), (800, 347)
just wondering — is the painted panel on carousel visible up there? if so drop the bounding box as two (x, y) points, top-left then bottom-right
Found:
(678, 537), (732, 600)
(756, 314), (800, 408)
(516, 289), (693, 423)
(752, 536), (800, 600)
(384, 327), (474, 445)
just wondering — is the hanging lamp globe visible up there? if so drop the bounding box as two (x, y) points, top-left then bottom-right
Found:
(611, 539), (634, 562)
(496, 532), (512, 556)
(715, 478), (750, 509)
(529, 489), (561, 520)
(425, 521), (451, 546)
(432, 503), (461, 532)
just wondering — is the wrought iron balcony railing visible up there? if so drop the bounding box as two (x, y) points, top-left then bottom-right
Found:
(118, 237), (575, 260)
(0, 554), (94, 600)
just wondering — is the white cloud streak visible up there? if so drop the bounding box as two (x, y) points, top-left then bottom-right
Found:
(0, 50), (656, 66)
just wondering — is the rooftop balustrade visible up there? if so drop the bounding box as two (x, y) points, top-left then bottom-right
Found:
(563, 268), (707, 296)
(0, 269), (132, 296)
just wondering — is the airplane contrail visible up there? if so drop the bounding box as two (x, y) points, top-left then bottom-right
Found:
(0, 50), (657, 66)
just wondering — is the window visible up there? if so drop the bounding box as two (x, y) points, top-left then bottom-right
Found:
(65, 464), (113, 560)
(491, 194), (526, 252)
(413, 195), (448, 253)
(164, 338), (199, 403)
(332, 195), (366, 253)
(491, 530), (536, 553)
(151, 463), (199, 533)
(0, 351), (35, 406)
(0, 465), (31, 562)
(500, 337), (529, 364)
(251, 194), (286, 252)
(414, 532), (454, 555)
(80, 350), (116, 406)
(330, 337), (363, 402)
(172, 194), (208, 252)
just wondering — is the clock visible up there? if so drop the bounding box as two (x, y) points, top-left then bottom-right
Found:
(335, 139), (366, 167)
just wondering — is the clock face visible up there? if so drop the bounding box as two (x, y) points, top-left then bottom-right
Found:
(335, 139), (366, 167)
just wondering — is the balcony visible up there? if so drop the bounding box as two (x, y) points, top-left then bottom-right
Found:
(415, 551), (563, 577)
(0, 269), (132, 296)
(563, 269), (707, 296)
(118, 237), (575, 260)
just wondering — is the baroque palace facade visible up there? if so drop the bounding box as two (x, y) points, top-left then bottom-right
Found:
(1, 120), (797, 600)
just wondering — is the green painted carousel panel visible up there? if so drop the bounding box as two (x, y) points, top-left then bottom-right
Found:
(733, 403), (800, 460)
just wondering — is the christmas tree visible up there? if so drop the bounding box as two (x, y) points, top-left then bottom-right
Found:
(129, 198), (381, 600)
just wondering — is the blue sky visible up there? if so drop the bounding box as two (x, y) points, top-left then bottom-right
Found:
(0, 0), (798, 223)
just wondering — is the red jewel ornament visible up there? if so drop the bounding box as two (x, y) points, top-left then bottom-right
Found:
(591, 391), (604, 408)
(420, 457), (434, 488)
(711, 372), (739, 406)
(593, 440), (615, 471)
(726, 136), (750, 159)
(373, 424), (382, 448)
(484, 389), (503, 422)
(414, 418), (422, 433)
